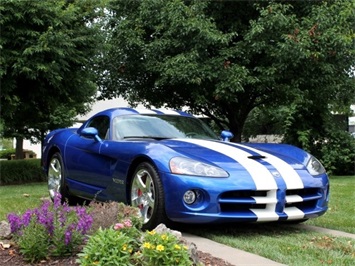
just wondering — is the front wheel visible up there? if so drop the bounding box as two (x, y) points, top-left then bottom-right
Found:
(47, 152), (77, 205)
(130, 162), (169, 230)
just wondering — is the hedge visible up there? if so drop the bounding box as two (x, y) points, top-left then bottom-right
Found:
(0, 159), (46, 185)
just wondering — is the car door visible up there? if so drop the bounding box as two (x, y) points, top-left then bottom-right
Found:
(64, 115), (113, 193)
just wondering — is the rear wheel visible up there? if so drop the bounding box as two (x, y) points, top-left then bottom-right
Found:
(130, 162), (169, 230)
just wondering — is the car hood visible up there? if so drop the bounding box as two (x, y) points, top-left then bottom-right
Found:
(162, 138), (307, 171)
(158, 138), (313, 190)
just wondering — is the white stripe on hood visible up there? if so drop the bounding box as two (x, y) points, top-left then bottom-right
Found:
(234, 144), (304, 189)
(178, 139), (278, 190)
(178, 139), (304, 190)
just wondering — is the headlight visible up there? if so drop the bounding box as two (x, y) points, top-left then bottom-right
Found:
(306, 156), (326, 176)
(169, 157), (229, 177)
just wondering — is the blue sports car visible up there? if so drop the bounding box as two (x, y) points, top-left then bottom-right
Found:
(42, 107), (329, 229)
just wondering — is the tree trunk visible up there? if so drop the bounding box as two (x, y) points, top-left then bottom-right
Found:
(40, 130), (45, 159)
(15, 136), (24, 160)
(227, 111), (247, 143)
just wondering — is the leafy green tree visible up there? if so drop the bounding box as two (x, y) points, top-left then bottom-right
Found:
(99, 0), (354, 142)
(244, 104), (355, 175)
(0, 0), (105, 158)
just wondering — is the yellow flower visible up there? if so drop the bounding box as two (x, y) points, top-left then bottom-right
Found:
(161, 234), (168, 240)
(93, 261), (99, 265)
(122, 244), (127, 251)
(143, 242), (152, 249)
(174, 244), (181, 250)
(148, 230), (156, 235)
(156, 244), (165, 251)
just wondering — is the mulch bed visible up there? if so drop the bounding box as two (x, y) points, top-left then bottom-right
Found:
(1, 244), (234, 266)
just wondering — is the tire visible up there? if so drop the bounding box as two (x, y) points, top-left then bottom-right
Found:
(47, 152), (77, 205)
(130, 162), (169, 230)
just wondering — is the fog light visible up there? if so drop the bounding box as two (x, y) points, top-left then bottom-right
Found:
(183, 190), (196, 205)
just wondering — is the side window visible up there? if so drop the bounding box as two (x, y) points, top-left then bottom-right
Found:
(86, 116), (110, 140)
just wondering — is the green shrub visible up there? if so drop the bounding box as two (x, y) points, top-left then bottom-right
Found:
(0, 148), (15, 159)
(318, 131), (355, 175)
(78, 203), (194, 266)
(284, 124), (355, 175)
(0, 159), (45, 185)
(0, 149), (37, 159)
(141, 230), (192, 266)
(77, 226), (139, 266)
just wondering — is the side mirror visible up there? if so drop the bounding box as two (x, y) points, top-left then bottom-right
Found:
(81, 127), (101, 142)
(220, 130), (234, 142)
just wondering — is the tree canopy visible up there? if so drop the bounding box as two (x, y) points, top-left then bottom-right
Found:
(0, 0), (105, 158)
(99, 0), (354, 142)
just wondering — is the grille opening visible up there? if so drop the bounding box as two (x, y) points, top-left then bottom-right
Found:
(221, 190), (268, 199)
(221, 203), (266, 212)
(286, 188), (320, 197)
(286, 200), (317, 209)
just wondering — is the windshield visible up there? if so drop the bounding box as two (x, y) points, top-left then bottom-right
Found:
(113, 114), (217, 140)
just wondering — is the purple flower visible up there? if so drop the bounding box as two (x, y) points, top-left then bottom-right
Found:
(58, 209), (67, 226)
(7, 213), (22, 233)
(64, 229), (73, 245)
(53, 193), (62, 209)
(64, 223), (76, 245)
(33, 201), (55, 235)
(72, 206), (93, 234)
(76, 216), (93, 234)
(22, 210), (33, 227)
(6, 191), (94, 254)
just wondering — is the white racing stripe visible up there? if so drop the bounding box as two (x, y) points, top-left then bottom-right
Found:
(285, 195), (303, 203)
(284, 207), (305, 220)
(251, 190), (278, 221)
(250, 209), (280, 222)
(178, 139), (278, 190)
(154, 109), (181, 115)
(235, 144), (304, 189)
(135, 109), (158, 114)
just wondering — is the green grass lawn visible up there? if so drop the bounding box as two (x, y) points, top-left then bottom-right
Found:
(188, 223), (355, 266)
(0, 182), (48, 220)
(0, 177), (354, 265)
(305, 176), (355, 234)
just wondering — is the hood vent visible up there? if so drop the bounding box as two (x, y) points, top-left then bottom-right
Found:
(248, 155), (266, 160)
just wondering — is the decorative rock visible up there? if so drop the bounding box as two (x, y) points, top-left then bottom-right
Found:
(154, 223), (182, 238)
(153, 224), (200, 265)
(0, 220), (11, 240)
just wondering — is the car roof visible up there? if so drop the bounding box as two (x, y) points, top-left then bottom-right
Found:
(94, 107), (194, 118)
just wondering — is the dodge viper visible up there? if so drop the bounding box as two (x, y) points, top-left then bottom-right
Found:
(42, 107), (329, 229)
